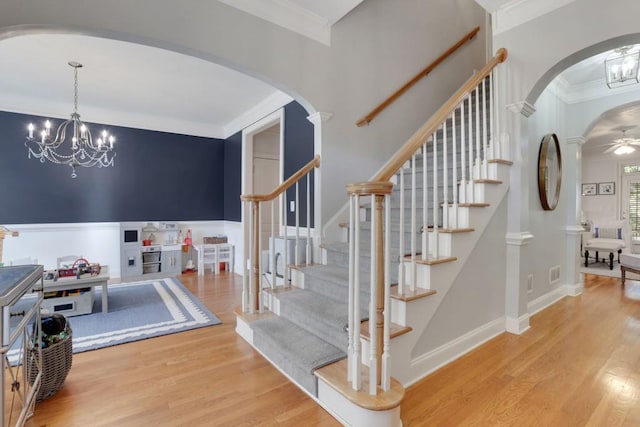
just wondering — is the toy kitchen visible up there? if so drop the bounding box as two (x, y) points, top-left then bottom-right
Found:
(120, 222), (183, 279)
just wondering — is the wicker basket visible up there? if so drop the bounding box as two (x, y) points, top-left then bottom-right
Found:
(28, 322), (73, 401)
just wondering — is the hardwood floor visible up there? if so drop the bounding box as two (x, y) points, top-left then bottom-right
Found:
(22, 272), (339, 427)
(13, 272), (640, 426)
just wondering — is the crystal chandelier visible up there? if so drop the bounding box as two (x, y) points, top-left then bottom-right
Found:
(605, 46), (640, 89)
(25, 61), (116, 178)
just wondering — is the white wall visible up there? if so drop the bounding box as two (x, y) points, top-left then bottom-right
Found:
(2, 220), (243, 278)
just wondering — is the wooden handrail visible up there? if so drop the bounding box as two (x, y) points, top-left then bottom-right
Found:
(356, 26), (480, 127)
(241, 154), (320, 202)
(369, 48), (508, 184)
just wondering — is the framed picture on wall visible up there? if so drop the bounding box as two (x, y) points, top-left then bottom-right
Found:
(598, 182), (615, 195)
(582, 183), (597, 196)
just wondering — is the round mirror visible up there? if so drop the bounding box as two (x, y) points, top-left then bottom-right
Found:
(538, 133), (562, 211)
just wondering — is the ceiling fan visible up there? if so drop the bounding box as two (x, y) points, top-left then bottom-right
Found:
(604, 129), (640, 155)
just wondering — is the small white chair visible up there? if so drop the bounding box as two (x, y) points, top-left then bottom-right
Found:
(216, 243), (234, 274)
(57, 255), (82, 269)
(197, 244), (218, 276)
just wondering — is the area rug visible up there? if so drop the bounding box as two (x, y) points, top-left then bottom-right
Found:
(8, 277), (221, 364)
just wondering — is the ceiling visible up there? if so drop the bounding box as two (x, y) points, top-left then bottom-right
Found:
(0, 1), (364, 140)
(556, 47), (640, 156)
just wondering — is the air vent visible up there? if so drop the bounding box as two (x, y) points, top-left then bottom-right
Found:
(549, 265), (561, 284)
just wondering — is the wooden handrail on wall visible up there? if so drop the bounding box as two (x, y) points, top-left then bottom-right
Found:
(241, 154), (320, 202)
(355, 26), (480, 127)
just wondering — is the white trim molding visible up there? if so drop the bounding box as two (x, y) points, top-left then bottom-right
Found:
(507, 101), (536, 118)
(528, 285), (567, 316)
(505, 314), (530, 334)
(477, 0), (577, 36)
(565, 225), (584, 236)
(566, 136), (587, 146)
(406, 317), (506, 387)
(505, 231), (534, 246)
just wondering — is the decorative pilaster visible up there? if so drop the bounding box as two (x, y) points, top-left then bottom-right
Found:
(503, 100), (536, 335)
(307, 112), (332, 259)
(565, 136), (586, 296)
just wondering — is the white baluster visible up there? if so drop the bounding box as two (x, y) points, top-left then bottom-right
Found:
(295, 182), (300, 266)
(468, 94), (475, 203)
(248, 202), (255, 313)
(433, 130), (439, 259)
(352, 194), (362, 391)
(382, 193), (391, 391)
(460, 96), (467, 204)
(410, 154), (416, 292)
(306, 172), (311, 265)
(452, 110), (458, 229)
(443, 120), (449, 230)
(271, 201), (276, 289)
(482, 78), (488, 179)
(487, 72), (498, 159)
(369, 193), (378, 396)
(348, 194), (355, 384)
(422, 143), (428, 262)
(398, 164), (405, 293)
(283, 192), (289, 285)
(242, 201), (249, 312)
(475, 86), (481, 181)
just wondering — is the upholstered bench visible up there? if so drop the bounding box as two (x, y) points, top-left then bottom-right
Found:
(584, 240), (624, 270)
(620, 253), (640, 286)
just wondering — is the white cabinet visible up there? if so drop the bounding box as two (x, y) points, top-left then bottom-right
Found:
(162, 250), (182, 275)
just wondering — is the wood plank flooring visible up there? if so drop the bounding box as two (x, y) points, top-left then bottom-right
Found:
(12, 271), (640, 426)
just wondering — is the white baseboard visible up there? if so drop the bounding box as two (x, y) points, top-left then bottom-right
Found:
(528, 285), (567, 316)
(565, 282), (583, 296)
(505, 314), (530, 334)
(405, 317), (505, 387)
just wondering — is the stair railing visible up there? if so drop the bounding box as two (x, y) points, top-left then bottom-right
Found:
(240, 155), (320, 313)
(356, 26), (480, 127)
(346, 49), (508, 395)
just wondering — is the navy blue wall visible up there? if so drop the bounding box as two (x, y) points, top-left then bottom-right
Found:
(224, 130), (242, 222)
(284, 102), (315, 227)
(0, 100), (314, 225)
(0, 111), (226, 223)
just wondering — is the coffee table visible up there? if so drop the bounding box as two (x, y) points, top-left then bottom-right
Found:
(43, 266), (110, 316)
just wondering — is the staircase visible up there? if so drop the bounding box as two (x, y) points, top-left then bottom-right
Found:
(236, 49), (509, 426)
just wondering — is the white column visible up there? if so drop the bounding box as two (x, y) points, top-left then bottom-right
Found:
(504, 100), (536, 335)
(565, 136), (586, 296)
(307, 111), (332, 263)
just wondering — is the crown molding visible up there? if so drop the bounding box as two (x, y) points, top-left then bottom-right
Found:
(307, 112), (333, 125)
(218, 0), (332, 45)
(223, 91), (293, 138)
(477, 0), (577, 36)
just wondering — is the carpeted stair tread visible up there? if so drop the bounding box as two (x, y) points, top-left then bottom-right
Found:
(298, 263), (368, 285)
(277, 289), (368, 349)
(251, 316), (346, 396)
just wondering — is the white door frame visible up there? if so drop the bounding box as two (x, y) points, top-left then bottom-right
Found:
(240, 109), (285, 281)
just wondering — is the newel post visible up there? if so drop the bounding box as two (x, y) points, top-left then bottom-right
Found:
(346, 181), (393, 392)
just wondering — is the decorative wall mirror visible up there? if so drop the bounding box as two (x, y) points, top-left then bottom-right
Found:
(538, 133), (562, 211)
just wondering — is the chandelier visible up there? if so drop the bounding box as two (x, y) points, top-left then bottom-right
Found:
(605, 46), (640, 89)
(25, 61), (116, 178)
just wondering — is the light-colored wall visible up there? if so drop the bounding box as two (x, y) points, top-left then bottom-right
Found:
(525, 87), (568, 302)
(412, 196), (508, 354)
(0, 0), (488, 233)
(2, 221), (242, 278)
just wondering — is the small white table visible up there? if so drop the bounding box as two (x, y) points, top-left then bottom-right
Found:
(43, 266), (110, 315)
